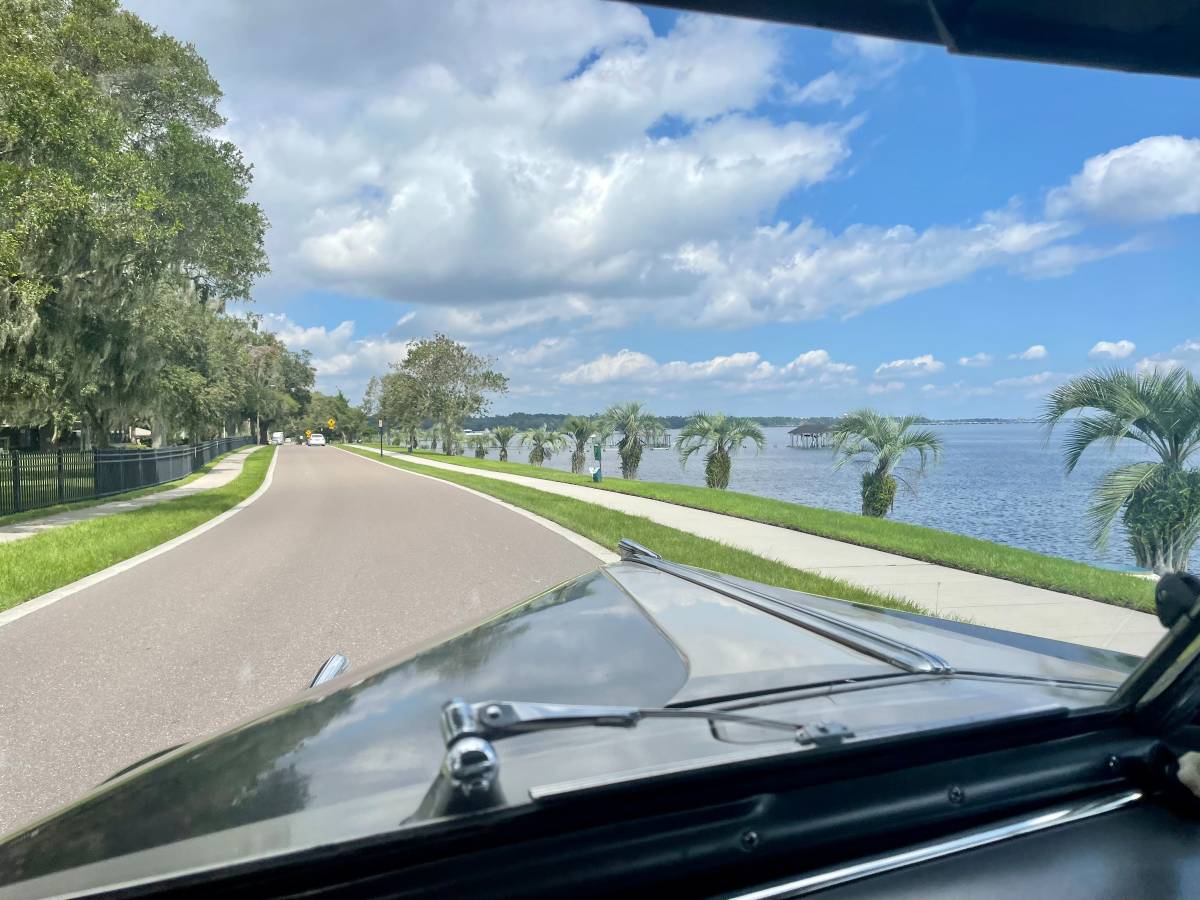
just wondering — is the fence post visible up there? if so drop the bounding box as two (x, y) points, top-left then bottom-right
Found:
(57, 449), (65, 503)
(11, 451), (20, 513)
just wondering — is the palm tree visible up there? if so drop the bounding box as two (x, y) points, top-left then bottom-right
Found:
(561, 415), (595, 475)
(521, 425), (566, 467)
(467, 433), (491, 459)
(602, 401), (662, 480)
(831, 409), (942, 517)
(492, 426), (518, 462)
(1042, 367), (1200, 573)
(677, 412), (766, 489)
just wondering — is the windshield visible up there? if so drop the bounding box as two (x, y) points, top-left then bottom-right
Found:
(1, 0), (1197, 895)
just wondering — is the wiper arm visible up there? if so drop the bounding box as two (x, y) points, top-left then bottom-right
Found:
(443, 698), (846, 743)
(422, 698), (852, 818)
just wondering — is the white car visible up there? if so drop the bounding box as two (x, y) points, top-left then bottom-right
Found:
(308, 434), (326, 446)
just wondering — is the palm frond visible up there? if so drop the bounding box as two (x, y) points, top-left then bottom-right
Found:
(1086, 460), (1161, 548)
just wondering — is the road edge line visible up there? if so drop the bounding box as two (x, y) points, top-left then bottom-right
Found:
(340, 447), (618, 564)
(0, 447), (280, 631)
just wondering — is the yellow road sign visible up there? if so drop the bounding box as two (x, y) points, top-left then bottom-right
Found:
(327, 417), (336, 429)
(305, 429), (312, 438)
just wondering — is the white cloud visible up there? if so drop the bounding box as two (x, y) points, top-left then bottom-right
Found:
(125, 0), (1120, 337)
(1016, 239), (1143, 279)
(263, 313), (412, 394)
(559, 347), (855, 392)
(1135, 339), (1200, 375)
(792, 34), (909, 107)
(1011, 344), (1048, 360)
(874, 354), (945, 378)
(1046, 135), (1200, 223)
(867, 380), (905, 395)
(560, 349), (660, 385)
(958, 352), (993, 368)
(677, 209), (1075, 328)
(1089, 339), (1136, 360)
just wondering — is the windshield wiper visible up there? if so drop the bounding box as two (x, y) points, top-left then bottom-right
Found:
(417, 698), (852, 819)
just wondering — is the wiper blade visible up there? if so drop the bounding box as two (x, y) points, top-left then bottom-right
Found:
(426, 698), (852, 817)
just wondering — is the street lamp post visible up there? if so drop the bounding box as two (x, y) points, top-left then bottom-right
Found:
(378, 418), (385, 457)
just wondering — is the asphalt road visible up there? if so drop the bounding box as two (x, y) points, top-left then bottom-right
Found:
(0, 446), (600, 834)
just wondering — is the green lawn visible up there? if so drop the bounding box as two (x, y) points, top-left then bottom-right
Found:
(344, 446), (931, 617)
(363, 445), (1155, 613)
(0, 447), (274, 613)
(0, 446), (250, 530)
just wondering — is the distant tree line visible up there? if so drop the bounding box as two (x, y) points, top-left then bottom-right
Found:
(464, 413), (814, 430)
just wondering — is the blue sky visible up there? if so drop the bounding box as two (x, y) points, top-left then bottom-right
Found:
(126, 0), (1200, 416)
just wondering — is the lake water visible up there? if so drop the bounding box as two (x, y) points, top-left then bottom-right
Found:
(479, 424), (1152, 571)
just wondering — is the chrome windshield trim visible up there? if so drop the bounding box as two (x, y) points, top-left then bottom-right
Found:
(619, 550), (952, 675)
(722, 789), (1142, 900)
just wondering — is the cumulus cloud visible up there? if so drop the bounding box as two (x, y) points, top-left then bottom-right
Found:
(122, 0), (1125, 337)
(559, 347), (855, 392)
(263, 313), (412, 394)
(874, 354), (945, 378)
(958, 352), (993, 368)
(1135, 339), (1200, 374)
(867, 380), (905, 395)
(1089, 339), (1136, 359)
(1046, 136), (1200, 223)
(1011, 344), (1048, 360)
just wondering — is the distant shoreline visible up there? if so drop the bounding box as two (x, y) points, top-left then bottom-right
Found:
(467, 413), (1040, 429)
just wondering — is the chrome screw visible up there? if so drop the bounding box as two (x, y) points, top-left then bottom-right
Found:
(740, 830), (760, 852)
(483, 705), (503, 723)
(947, 785), (965, 804)
(1106, 755), (1121, 773)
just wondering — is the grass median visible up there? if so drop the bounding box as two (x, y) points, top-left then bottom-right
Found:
(367, 446), (1155, 613)
(0, 446), (251, 530)
(344, 446), (931, 618)
(0, 446), (274, 613)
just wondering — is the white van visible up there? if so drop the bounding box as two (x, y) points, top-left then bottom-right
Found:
(270, 432), (284, 445)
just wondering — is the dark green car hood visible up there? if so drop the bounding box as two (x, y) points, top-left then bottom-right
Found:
(0, 561), (1139, 896)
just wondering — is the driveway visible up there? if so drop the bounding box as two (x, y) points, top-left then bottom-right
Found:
(0, 445), (600, 833)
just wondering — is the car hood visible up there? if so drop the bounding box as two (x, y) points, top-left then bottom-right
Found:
(0, 560), (1139, 895)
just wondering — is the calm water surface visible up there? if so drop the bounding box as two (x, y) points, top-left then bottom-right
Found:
(481, 424), (1151, 570)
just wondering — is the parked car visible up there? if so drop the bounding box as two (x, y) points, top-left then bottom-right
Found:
(308, 433), (326, 446)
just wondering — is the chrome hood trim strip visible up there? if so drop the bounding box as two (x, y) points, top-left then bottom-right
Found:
(618, 548), (951, 675)
(723, 789), (1143, 900)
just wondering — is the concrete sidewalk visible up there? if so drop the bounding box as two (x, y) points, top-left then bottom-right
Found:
(365, 448), (1165, 655)
(0, 445), (259, 546)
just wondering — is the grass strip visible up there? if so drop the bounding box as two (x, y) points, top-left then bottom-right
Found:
(0, 446), (274, 613)
(0, 446), (252, 529)
(344, 446), (931, 617)
(374, 447), (1154, 613)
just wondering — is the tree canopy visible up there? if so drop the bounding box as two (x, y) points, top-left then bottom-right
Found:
(1, 0), (280, 446)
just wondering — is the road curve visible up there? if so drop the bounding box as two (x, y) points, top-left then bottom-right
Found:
(0, 445), (600, 833)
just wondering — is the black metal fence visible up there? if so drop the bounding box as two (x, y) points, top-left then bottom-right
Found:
(0, 436), (253, 516)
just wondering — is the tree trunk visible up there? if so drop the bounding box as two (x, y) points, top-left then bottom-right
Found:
(620, 439), (642, 480)
(704, 448), (731, 489)
(499, 446), (508, 462)
(860, 472), (897, 517)
(571, 447), (585, 474)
